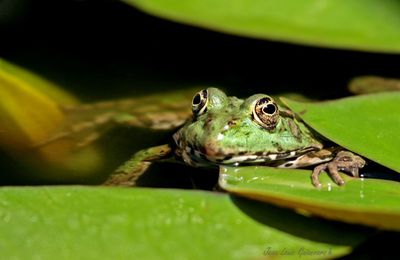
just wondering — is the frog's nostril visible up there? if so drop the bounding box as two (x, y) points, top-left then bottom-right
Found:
(228, 120), (236, 126)
(204, 117), (213, 129)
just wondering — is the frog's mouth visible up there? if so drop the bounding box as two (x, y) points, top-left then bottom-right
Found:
(179, 145), (318, 167)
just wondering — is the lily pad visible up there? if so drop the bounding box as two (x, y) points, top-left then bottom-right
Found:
(122, 0), (400, 53)
(0, 187), (372, 259)
(220, 166), (400, 230)
(282, 92), (400, 173)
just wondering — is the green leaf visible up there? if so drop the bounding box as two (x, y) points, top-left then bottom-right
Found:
(0, 187), (372, 259)
(122, 0), (400, 53)
(282, 92), (400, 173)
(220, 166), (400, 230)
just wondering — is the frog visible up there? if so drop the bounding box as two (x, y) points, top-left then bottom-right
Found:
(102, 87), (366, 188)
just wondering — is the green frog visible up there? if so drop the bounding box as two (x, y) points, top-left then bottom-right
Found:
(102, 87), (366, 188)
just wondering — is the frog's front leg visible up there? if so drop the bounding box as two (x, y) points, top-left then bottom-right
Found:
(103, 144), (173, 186)
(311, 151), (366, 188)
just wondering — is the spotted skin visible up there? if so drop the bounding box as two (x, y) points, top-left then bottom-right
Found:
(103, 88), (365, 187)
(104, 144), (172, 186)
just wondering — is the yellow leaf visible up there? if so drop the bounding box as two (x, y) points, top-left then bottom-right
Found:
(0, 59), (102, 181)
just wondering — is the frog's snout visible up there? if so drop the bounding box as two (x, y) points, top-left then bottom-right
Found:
(201, 121), (241, 157)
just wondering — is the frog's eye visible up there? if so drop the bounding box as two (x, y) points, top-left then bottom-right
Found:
(252, 96), (279, 129)
(192, 89), (208, 116)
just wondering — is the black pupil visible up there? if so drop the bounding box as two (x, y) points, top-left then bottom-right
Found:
(263, 104), (276, 114)
(192, 94), (201, 105)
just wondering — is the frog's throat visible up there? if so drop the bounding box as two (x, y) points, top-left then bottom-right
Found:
(178, 145), (319, 167)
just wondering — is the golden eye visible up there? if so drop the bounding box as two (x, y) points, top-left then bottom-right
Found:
(252, 96), (279, 129)
(192, 89), (208, 116)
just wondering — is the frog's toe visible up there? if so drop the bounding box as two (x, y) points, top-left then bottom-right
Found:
(311, 162), (346, 187)
(334, 151), (366, 178)
(346, 167), (360, 178)
(311, 163), (327, 188)
(311, 151), (366, 188)
(327, 163), (346, 186)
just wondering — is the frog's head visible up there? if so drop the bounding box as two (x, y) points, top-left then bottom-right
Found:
(173, 88), (322, 166)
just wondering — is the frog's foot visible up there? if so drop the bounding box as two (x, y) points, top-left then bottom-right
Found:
(103, 144), (172, 187)
(311, 151), (366, 188)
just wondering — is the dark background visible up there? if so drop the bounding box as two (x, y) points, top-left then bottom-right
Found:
(2, 0), (400, 102)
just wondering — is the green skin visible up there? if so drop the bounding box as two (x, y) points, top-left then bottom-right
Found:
(104, 88), (365, 188)
(174, 89), (323, 166)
